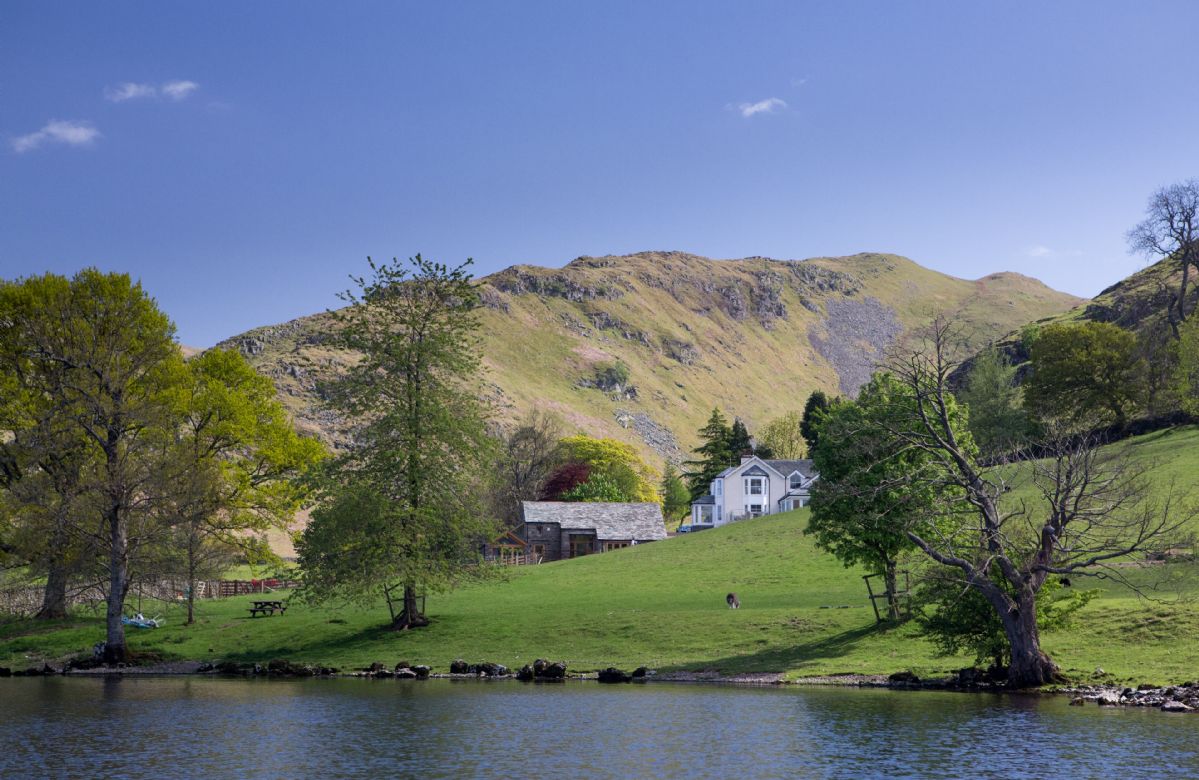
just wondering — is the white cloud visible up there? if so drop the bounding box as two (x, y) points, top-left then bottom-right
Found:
(103, 80), (200, 102)
(11, 120), (100, 153)
(736, 97), (787, 118)
(1024, 245), (1082, 259)
(105, 82), (157, 102)
(161, 80), (199, 100)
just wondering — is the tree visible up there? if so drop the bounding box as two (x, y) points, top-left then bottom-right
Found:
(297, 256), (498, 629)
(490, 411), (564, 528)
(171, 348), (324, 624)
(1128, 179), (1199, 339)
(660, 464), (691, 524)
(1023, 321), (1145, 428)
(684, 409), (732, 500)
(873, 318), (1193, 687)
(757, 411), (806, 460)
(556, 435), (659, 503)
(0, 270), (186, 662)
(800, 391), (830, 452)
(540, 461), (591, 501)
(807, 373), (960, 619)
(1178, 315), (1199, 416)
(727, 419), (753, 460)
(560, 473), (626, 502)
(915, 569), (1095, 670)
(956, 345), (1031, 454)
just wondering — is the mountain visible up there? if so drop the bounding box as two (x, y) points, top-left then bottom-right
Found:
(216, 251), (1082, 466)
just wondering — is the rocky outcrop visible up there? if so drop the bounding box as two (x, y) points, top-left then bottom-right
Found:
(808, 297), (902, 396)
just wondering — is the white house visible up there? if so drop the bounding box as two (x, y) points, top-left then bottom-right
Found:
(689, 457), (818, 528)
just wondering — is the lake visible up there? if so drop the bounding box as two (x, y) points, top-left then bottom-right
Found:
(2, 677), (1197, 778)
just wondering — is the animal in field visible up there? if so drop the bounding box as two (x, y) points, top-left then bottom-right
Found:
(726, 592), (740, 609)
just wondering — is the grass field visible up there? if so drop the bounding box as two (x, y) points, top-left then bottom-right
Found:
(3, 427), (1198, 685)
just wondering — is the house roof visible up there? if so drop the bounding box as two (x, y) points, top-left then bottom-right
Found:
(741, 464), (769, 477)
(692, 494), (715, 505)
(521, 501), (667, 542)
(767, 459), (817, 480)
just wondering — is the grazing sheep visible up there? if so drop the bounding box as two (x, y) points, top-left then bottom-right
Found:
(726, 592), (740, 609)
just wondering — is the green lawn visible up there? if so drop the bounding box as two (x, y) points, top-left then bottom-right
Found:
(4, 427), (1199, 685)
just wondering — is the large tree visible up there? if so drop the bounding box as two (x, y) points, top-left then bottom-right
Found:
(871, 318), (1192, 687)
(807, 373), (959, 619)
(171, 348), (324, 624)
(1128, 179), (1199, 339)
(1178, 316), (1199, 417)
(1023, 321), (1144, 428)
(660, 464), (692, 524)
(297, 256), (497, 629)
(0, 270), (186, 662)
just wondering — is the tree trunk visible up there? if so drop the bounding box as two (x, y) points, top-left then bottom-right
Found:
(36, 506), (73, 620)
(883, 560), (901, 621)
(1000, 592), (1059, 688)
(186, 546), (196, 626)
(103, 503), (129, 664)
(392, 584), (429, 629)
(37, 560), (69, 620)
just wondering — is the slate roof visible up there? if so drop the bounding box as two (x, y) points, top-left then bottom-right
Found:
(766, 459), (817, 479)
(692, 494), (715, 505)
(741, 465), (769, 477)
(521, 501), (668, 542)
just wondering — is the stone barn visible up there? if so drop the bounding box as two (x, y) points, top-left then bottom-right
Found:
(518, 501), (667, 561)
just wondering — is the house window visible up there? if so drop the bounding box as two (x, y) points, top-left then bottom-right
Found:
(714, 479), (722, 496)
(747, 477), (764, 495)
(715, 506), (722, 523)
(748, 504), (763, 517)
(790, 474), (803, 490)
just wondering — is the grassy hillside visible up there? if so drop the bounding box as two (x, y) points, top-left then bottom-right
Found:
(217, 251), (1081, 467)
(4, 428), (1197, 683)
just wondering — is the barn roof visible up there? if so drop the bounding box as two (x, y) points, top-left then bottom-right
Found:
(521, 501), (667, 542)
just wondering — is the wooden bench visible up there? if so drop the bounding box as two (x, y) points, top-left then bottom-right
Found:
(249, 600), (287, 617)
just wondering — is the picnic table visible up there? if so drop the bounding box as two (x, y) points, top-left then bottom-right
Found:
(248, 600), (287, 617)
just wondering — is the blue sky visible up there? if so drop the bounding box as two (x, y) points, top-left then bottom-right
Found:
(4, 1), (1199, 346)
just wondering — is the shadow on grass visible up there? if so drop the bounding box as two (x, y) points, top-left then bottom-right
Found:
(215, 620), (414, 665)
(657, 622), (891, 676)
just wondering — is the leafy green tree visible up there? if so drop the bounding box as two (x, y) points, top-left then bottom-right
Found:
(684, 408), (732, 500)
(800, 391), (830, 452)
(171, 348), (325, 624)
(557, 435), (659, 503)
(1024, 321), (1145, 428)
(0, 270), (187, 662)
(807, 373), (962, 619)
(758, 411), (806, 460)
(297, 256), (497, 629)
(1178, 315), (1199, 417)
(660, 464), (692, 524)
(560, 473), (626, 502)
(957, 346), (1031, 454)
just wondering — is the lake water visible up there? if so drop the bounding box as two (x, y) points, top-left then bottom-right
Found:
(2, 677), (1197, 779)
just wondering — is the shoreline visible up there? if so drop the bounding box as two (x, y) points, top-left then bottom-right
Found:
(9, 661), (1198, 712)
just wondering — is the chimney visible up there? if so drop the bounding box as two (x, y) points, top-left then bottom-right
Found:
(740, 456), (753, 465)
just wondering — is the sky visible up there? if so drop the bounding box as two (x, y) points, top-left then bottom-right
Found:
(4, 1), (1199, 347)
